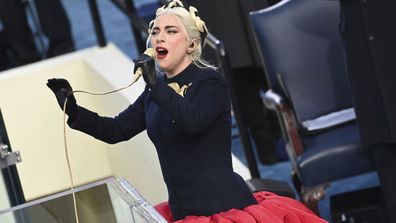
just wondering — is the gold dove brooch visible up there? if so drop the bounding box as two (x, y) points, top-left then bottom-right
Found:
(168, 82), (192, 97)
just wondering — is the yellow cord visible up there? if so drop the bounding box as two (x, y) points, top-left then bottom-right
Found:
(61, 77), (140, 223)
(63, 98), (79, 223)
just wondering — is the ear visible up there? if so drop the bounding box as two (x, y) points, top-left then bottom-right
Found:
(187, 39), (197, 54)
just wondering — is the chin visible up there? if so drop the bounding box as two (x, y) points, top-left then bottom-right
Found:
(157, 65), (167, 72)
(157, 63), (172, 73)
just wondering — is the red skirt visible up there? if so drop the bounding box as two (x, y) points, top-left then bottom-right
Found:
(155, 191), (328, 223)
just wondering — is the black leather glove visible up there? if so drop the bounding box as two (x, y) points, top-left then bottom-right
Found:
(133, 53), (156, 89)
(46, 78), (79, 120)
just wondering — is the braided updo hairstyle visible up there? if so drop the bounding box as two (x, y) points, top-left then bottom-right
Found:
(147, 0), (216, 69)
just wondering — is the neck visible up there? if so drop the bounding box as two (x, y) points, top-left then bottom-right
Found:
(165, 61), (193, 78)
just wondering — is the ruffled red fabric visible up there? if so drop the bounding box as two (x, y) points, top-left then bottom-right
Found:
(155, 191), (328, 223)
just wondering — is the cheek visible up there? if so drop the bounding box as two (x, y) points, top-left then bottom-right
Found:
(172, 38), (189, 52)
(149, 38), (155, 48)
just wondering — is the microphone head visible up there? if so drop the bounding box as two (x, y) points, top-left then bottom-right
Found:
(132, 48), (157, 82)
(144, 48), (156, 58)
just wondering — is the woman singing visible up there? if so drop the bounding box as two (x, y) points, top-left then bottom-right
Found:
(47, 1), (327, 222)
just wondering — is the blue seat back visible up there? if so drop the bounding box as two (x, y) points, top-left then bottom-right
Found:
(250, 0), (352, 126)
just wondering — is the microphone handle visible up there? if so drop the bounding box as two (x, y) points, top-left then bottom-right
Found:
(133, 67), (143, 82)
(133, 48), (155, 82)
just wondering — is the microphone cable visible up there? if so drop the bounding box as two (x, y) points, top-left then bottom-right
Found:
(62, 76), (142, 223)
(61, 47), (155, 222)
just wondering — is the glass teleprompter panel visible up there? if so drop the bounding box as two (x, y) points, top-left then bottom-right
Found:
(0, 177), (166, 223)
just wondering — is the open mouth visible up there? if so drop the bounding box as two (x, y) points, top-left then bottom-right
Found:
(156, 47), (168, 59)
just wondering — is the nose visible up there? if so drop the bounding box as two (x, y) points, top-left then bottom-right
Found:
(155, 32), (165, 43)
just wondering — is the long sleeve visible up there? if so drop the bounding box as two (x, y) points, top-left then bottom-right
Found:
(67, 91), (148, 144)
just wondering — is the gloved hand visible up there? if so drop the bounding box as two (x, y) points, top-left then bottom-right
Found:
(46, 78), (79, 120)
(133, 53), (156, 89)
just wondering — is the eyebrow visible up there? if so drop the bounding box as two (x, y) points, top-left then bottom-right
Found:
(152, 25), (179, 30)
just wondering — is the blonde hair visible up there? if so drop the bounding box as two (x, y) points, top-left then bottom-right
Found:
(147, 2), (217, 70)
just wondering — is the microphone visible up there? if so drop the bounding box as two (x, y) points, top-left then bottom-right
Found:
(133, 48), (156, 82)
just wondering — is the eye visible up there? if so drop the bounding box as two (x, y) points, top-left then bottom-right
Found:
(150, 29), (159, 36)
(167, 29), (178, 34)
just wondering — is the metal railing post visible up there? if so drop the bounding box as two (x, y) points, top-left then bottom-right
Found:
(87, 0), (107, 47)
(206, 34), (260, 179)
(124, 0), (147, 54)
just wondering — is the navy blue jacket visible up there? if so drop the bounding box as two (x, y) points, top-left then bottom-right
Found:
(68, 63), (256, 220)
